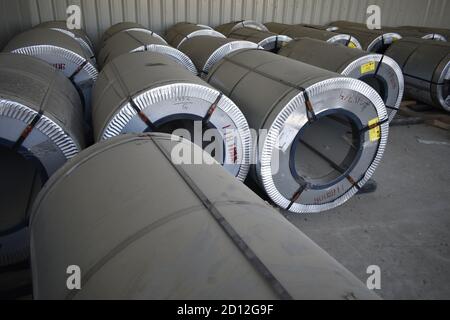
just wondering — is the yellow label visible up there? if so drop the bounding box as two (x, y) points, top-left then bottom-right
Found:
(348, 42), (357, 48)
(368, 117), (381, 142)
(361, 61), (376, 74)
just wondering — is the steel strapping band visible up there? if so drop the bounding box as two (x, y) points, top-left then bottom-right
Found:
(150, 136), (294, 301)
(203, 93), (223, 126)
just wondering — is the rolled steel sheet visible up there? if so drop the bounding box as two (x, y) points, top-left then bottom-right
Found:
(396, 26), (449, 42)
(279, 38), (404, 122)
(100, 22), (159, 44)
(30, 132), (379, 300)
(206, 49), (388, 213)
(226, 27), (293, 52)
(329, 26), (402, 53)
(178, 35), (261, 77)
(265, 23), (362, 49)
(215, 20), (268, 36)
(329, 21), (448, 42)
(0, 53), (85, 267)
(37, 21), (96, 64)
(385, 37), (450, 111)
(165, 22), (225, 49)
(3, 28), (98, 117)
(92, 51), (251, 181)
(97, 29), (196, 73)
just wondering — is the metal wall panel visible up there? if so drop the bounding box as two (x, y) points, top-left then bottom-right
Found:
(1, 0), (449, 50)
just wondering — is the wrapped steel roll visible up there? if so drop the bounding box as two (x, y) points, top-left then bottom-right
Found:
(215, 20), (268, 36)
(265, 23), (362, 49)
(0, 53), (85, 267)
(391, 26), (449, 42)
(385, 38), (450, 111)
(97, 29), (196, 73)
(330, 26), (402, 53)
(3, 28), (98, 116)
(178, 35), (261, 77)
(226, 27), (293, 52)
(279, 38), (404, 122)
(165, 22), (225, 49)
(328, 21), (448, 41)
(92, 51), (251, 181)
(100, 22), (160, 44)
(37, 21), (96, 64)
(300, 23), (339, 32)
(381, 27), (447, 42)
(30, 133), (379, 300)
(206, 49), (388, 213)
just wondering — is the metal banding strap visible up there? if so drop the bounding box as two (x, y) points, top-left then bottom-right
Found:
(373, 54), (384, 77)
(150, 136), (294, 300)
(128, 98), (157, 131)
(12, 110), (44, 152)
(202, 93), (223, 126)
(108, 60), (157, 131)
(298, 138), (362, 191)
(345, 35), (352, 47)
(69, 60), (88, 81)
(286, 180), (308, 211)
(12, 69), (58, 151)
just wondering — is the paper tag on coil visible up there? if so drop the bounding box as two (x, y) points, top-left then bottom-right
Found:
(368, 117), (381, 142)
(361, 61), (376, 74)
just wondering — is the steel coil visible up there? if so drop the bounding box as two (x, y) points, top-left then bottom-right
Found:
(100, 22), (156, 44)
(300, 23), (339, 32)
(279, 38), (404, 122)
(3, 28), (98, 117)
(0, 53), (85, 267)
(385, 37), (450, 111)
(165, 22), (225, 49)
(29, 132), (378, 300)
(391, 26), (449, 42)
(206, 49), (388, 213)
(92, 51), (251, 181)
(265, 23), (362, 49)
(97, 29), (196, 73)
(36, 21), (96, 64)
(329, 26), (402, 53)
(224, 27), (293, 52)
(178, 36), (261, 77)
(215, 20), (268, 36)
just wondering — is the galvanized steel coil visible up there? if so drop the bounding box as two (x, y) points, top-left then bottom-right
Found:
(206, 49), (389, 213)
(29, 132), (379, 300)
(385, 37), (450, 111)
(225, 27), (293, 52)
(265, 23), (362, 49)
(97, 29), (196, 73)
(387, 26), (449, 42)
(178, 35), (261, 77)
(328, 26), (402, 53)
(328, 21), (448, 42)
(3, 28), (98, 116)
(92, 51), (251, 181)
(37, 21), (96, 63)
(100, 22), (160, 44)
(0, 53), (85, 267)
(165, 22), (226, 49)
(215, 20), (268, 36)
(278, 38), (404, 122)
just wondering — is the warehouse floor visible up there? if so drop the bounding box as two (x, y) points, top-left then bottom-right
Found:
(283, 123), (450, 300)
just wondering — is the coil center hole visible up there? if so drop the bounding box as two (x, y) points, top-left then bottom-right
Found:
(291, 113), (362, 188)
(0, 146), (45, 234)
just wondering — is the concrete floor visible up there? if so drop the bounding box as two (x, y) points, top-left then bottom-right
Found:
(283, 123), (450, 300)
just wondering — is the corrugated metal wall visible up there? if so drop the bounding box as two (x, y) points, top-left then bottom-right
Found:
(1, 0), (450, 49)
